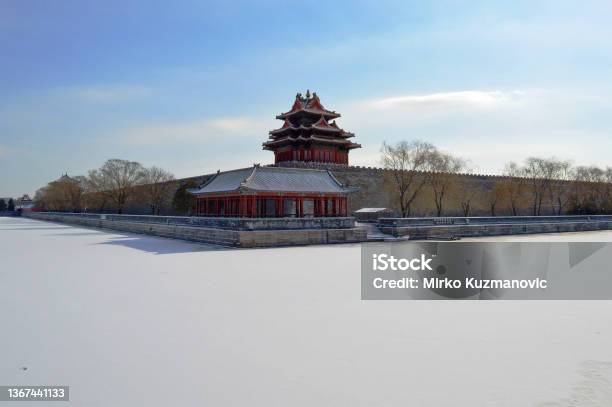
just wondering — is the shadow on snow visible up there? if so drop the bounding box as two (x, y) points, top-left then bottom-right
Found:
(93, 235), (232, 255)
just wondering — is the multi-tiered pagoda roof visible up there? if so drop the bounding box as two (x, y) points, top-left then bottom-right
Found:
(263, 91), (361, 165)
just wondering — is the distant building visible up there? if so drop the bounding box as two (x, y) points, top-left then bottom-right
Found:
(263, 90), (361, 165)
(16, 194), (35, 213)
(189, 166), (357, 218)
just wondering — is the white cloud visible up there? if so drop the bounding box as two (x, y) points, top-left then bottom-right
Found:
(365, 90), (530, 111)
(109, 116), (271, 146)
(207, 117), (255, 133)
(333, 88), (612, 174)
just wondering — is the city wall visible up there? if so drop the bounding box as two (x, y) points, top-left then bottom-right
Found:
(99, 162), (560, 217)
(277, 162), (508, 216)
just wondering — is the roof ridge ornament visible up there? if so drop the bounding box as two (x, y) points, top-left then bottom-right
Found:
(266, 92), (360, 164)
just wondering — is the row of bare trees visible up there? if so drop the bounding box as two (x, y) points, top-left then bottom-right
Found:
(381, 141), (469, 217)
(35, 159), (175, 215)
(381, 141), (612, 217)
(501, 159), (612, 216)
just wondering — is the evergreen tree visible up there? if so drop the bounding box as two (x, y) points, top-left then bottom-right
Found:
(7, 198), (15, 211)
(172, 179), (198, 215)
(0, 199), (6, 211)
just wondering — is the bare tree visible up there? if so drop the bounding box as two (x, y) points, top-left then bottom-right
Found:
(575, 165), (605, 183)
(572, 165), (607, 214)
(522, 157), (560, 216)
(605, 167), (612, 213)
(485, 181), (506, 216)
(35, 174), (87, 212)
(500, 163), (526, 215)
(546, 159), (574, 215)
(380, 140), (436, 217)
(458, 178), (480, 217)
(504, 158), (577, 215)
(140, 166), (175, 215)
(88, 159), (145, 214)
(66, 176), (87, 211)
(426, 151), (467, 217)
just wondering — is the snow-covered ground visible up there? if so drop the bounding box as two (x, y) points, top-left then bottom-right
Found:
(1, 216), (612, 406)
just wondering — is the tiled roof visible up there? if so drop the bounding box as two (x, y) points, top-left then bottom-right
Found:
(263, 135), (361, 150)
(189, 167), (357, 195)
(276, 91), (340, 120)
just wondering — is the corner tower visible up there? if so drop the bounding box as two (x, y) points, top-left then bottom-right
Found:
(263, 91), (361, 165)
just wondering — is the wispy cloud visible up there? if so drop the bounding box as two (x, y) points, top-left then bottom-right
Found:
(365, 90), (531, 110)
(337, 88), (612, 174)
(337, 89), (544, 136)
(108, 116), (270, 146)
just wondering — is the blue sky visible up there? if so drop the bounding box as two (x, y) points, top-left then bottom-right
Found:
(1, 0), (612, 197)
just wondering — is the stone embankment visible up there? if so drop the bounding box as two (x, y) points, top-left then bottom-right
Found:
(26, 212), (367, 248)
(378, 215), (612, 239)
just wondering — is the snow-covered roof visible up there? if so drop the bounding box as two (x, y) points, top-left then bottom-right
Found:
(189, 166), (358, 195)
(354, 208), (391, 213)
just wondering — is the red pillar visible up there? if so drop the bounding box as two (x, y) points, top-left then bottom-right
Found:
(277, 196), (282, 217)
